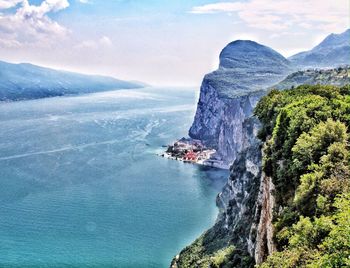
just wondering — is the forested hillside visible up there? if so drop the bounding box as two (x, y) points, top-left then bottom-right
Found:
(274, 66), (350, 90)
(255, 85), (350, 267)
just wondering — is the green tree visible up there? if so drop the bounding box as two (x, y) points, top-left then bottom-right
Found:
(255, 85), (350, 267)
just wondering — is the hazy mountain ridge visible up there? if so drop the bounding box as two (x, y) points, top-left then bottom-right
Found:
(0, 61), (145, 101)
(289, 29), (350, 68)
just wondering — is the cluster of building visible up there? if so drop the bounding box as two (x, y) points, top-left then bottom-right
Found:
(161, 138), (216, 164)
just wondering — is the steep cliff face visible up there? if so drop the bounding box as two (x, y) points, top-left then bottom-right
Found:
(249, 171), (276, 265)
(173, 35), (350, 267)
(189, 40), (290, 168)
(216, 116), (263, 253)
(172, 41), (290, 267)
(189, 82), (264, 168)
(217, 138), (277, 267)
(171, 116), (264, 267)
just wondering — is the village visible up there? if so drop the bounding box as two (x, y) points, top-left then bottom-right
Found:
(161, 137), (217, 165)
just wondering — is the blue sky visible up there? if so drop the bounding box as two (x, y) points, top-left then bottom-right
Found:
(0, 0), (348, 86)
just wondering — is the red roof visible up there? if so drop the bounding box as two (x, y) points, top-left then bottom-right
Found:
(184, 151), (197, 160)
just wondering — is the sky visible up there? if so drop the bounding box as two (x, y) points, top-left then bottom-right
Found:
(0, 0), (349, 86)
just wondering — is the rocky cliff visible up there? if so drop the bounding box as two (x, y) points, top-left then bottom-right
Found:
(171, 114), (265, 267)
(248, 168), (276, 265)
(171, 41), (291, 267)
(189, 40), (290, 168)
(172, 35), (349, 267)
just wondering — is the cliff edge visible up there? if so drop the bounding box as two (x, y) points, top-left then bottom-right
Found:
(172, 32), (349, 267)
(189, 40), (291, 168)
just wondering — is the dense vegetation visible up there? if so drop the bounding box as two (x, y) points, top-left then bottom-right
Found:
(170, 221), (254, 268)
(274, 66), (350, 90)
(255, 84), (350, 267)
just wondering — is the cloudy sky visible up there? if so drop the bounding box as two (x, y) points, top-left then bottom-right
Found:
(0, 0), (348, 86)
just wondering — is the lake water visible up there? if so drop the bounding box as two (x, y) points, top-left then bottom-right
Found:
(0, 88), (228, 268)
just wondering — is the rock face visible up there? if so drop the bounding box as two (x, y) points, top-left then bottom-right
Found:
(171, 124), (264, 267)
(216, 116), (263, 253)
(189, 40), (291, 168)
(172, 35), (350, 268)
(249, 171), (276, 264)
(189, 86), (264, 168)
(172, 41), (291, 266)
(217, 136), (277, 266)
(289, 29), (350, 68)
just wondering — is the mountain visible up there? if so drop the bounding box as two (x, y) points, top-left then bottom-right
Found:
(202, 40), (291, 99)
(188, 40), (291, 168)
(0, 60), (145, 101)
(172, 35), (350, 268)
(274, 66), (350, 90)
(219, 40), (291, 71)
(174, 40), (292, 267)
(289, 29), (350, 68)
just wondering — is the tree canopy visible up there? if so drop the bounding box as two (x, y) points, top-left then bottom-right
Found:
(255, 85), (350, 267)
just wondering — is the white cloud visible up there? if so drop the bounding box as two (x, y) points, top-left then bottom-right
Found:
(99, 36), (112, 47)
(190, 0), (349, 32)
(190, 2), (244, 14)
(78, 0), (89, 3)
(75, 36), (113, 49)
(0, 0), (69, 48)
(0, 0), (22, 9)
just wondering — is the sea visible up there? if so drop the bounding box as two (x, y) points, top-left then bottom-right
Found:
(0, 87), (228, 267)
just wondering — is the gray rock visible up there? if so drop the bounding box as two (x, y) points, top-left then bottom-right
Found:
(185, 40), (290, 264)
(173, 32), (350, 268)
(189, 40), (291, 168)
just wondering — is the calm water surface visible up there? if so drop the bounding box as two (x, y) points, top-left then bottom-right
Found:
(0, 88), (228, 267)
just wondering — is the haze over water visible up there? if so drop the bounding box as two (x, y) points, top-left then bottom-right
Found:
(0, 87), (228, 267)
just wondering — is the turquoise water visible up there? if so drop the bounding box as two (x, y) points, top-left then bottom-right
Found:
(0, 88), (228, 268)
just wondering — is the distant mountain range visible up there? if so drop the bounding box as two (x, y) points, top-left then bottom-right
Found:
(0, 29), (348, 102)
(0, 61), (145, 101)
(289, 29), (350, 68)
(186, 29), (349, 100)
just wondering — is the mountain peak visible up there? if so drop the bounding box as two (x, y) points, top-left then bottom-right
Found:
(222, 39), (260, 48)
(219, 40), (290, 72)
(313, 28), (350, 50)
(289, 28), (350, 68)
(201, 40), (291, 98)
